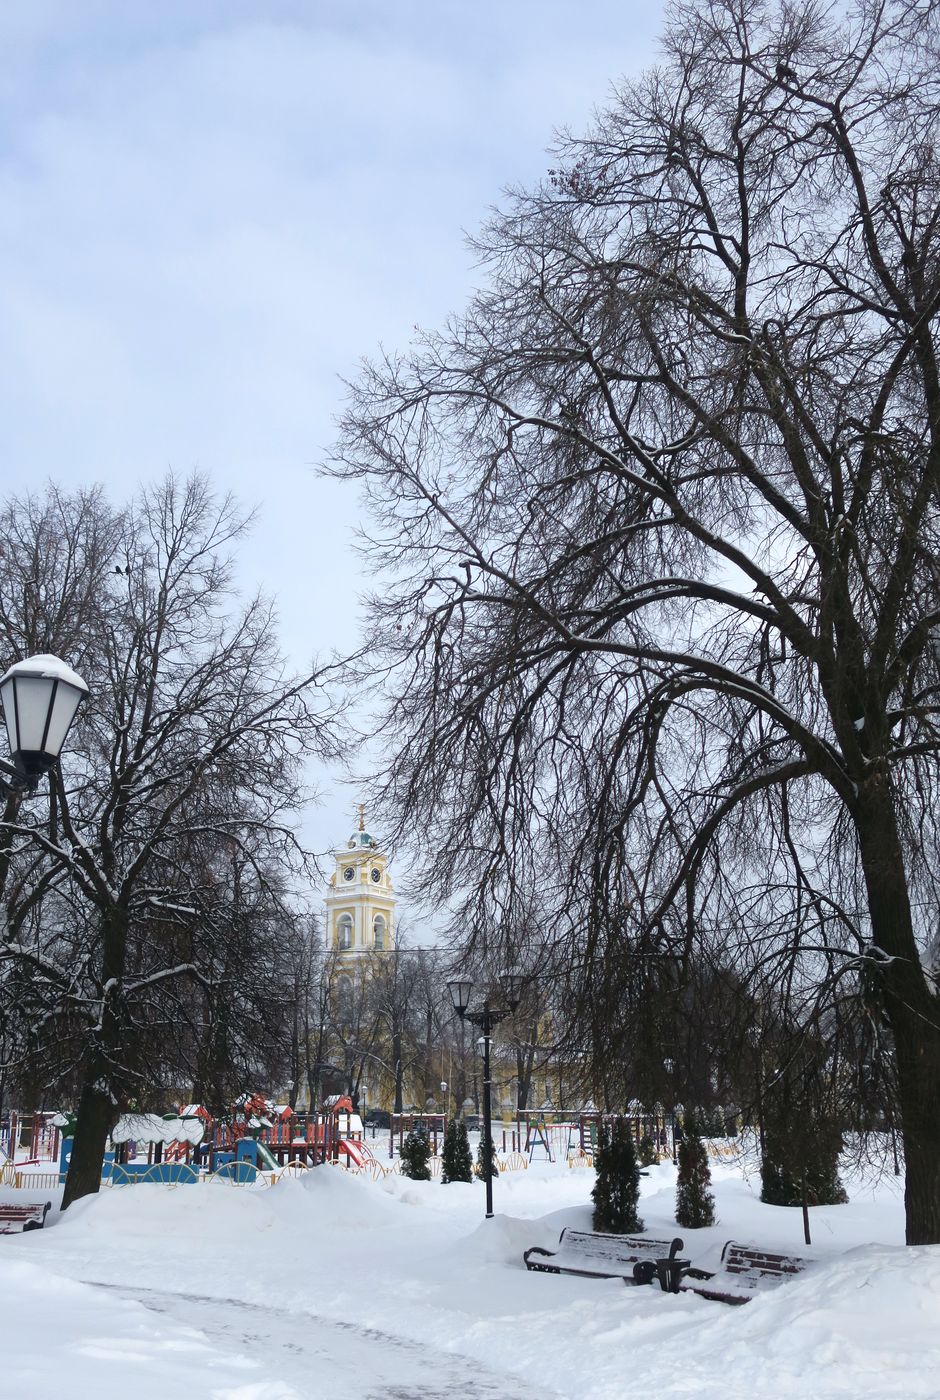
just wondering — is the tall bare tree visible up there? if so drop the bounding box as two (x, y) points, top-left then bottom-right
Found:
(0, 476), (342, 1205)
(333, 0), (940, 1242)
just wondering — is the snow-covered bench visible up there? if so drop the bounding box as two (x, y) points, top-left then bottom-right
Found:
(0, 1201), (51, 1234)
(680, 1240), (809, 1305)
(524, 1229), (685, 1285)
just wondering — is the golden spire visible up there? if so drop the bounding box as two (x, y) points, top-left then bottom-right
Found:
(358, 802), (366, 832)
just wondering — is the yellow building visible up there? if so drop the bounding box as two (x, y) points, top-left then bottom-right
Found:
(325, 809), (396, 959)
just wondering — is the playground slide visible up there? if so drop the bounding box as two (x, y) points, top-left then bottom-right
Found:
(337, 1139), (367, 1168)
(254, 1140), (281, 1174)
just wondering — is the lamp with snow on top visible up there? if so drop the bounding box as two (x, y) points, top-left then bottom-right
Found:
(0, 654), (88, 795)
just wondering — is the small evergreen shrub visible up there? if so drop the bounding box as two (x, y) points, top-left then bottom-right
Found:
(399, 1123), (432, 1180)
(591, 1119), (644, 1234)
(760, 1118), (847, 1207)
(474, 1129), (498, 1180)
(441, 1118), (473, 1183)
(638, 1133), (659, 1167)
(675, 1114), (716, 1228)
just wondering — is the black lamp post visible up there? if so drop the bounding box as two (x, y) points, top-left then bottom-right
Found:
(663, 1058), (678, 1165)
(0, 654), (88, 796)
(448, 969), (523, 1219)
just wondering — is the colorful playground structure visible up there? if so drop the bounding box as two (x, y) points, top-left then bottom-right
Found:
(106, 1093), (374, 1181)
(0, 1111), (64, 1168)
(2, 1099), (686, 1192)
(0, 1093), (378, 1189)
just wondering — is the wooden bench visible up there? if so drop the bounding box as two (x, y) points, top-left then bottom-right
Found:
(0, 1201), (51, 1234)
(524, 1229), (684, 1285)
(680, 1240), (809, 1305)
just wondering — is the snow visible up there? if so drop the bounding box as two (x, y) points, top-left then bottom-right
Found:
(1, 1148), (937, 1399)
(0, 653), (89, 692)
(111, 1113), (205, 1145)
(0, 1256), (270, 1398)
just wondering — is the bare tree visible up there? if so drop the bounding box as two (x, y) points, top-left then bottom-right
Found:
(333, 0), (940, 1242)
(281, 912), (325, 1111)
(365, 942), (427, 1112)
(325, 951), (384, 1109)
(0, 475), (342, 1205)
(321, 941), (449, 1114)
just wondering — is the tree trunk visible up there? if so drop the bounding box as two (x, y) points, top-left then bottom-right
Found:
(516, 1037), (536, 1112)
(62, 903), (128, 1210)
(61, 1082), (117, 1209)
(854, 774), (940, 1244)
(457, 1020), (467, 1114)
(288, 971), (301, 1109)
(888, 997), (940, 1244)
(393, 1030), (404, 1113)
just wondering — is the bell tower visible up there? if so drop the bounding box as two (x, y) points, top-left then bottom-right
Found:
(325, 806), (396, 957)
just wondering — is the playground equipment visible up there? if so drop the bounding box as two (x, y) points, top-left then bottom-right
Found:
(41, 1089), (375, 1187)
(337, 1137), (370, 1169)
(388, 1112), (446, 1159)
(499, 1152), (528, 1173)
(203, 1093), (368, 1171)
(524, 1117), (555, 1162)
(1, 1111), (62, 1167)
(205, 1094), (357, 1166)
(210, 1137), (282, 1183)
(578, 1107), (674, 1158)
(111, 1112), (206, 1169)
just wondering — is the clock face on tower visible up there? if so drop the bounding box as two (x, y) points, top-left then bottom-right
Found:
(342, 866), (355, 882)
(370, 867), (381, 883)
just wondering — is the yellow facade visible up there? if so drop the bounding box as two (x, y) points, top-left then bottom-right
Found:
(325, 817), (396, 959)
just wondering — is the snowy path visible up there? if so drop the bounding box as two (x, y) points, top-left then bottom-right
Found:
(91, 1281), (557, 1400)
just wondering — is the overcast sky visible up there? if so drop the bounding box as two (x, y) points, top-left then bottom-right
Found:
(0, 0), (664, 868)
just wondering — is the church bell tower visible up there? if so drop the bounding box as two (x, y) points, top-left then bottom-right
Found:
(325, 807), (396, 958)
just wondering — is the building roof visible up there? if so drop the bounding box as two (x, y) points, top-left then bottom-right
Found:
(346, 830), (376, 850)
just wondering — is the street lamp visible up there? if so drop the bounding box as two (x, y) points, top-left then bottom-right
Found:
(447, 969), (523, 1220)
(746, 1022), (766, 1157)
(663, 1058), (678, 1164)
(0, 655), (88, 795)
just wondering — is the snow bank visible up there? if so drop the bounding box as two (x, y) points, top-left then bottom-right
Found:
(54, 1165), (411, 1250)
(4, 1152), (931, 1400)
(706, 1244), (940, 1391)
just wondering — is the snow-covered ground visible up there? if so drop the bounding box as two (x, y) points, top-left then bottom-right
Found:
(1, 1150), (937, 1399)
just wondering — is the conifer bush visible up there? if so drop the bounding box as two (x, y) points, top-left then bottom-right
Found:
(638, 1133), (659, 1166)
(591, 1120), (644, 1233)
(441, 1118), (473, 1183)
(399, 1122), (432, 1181)
(474, 1129), (498, 1181)
(675, 1114), (716, 1229)
(760, 1118), (848, 1207)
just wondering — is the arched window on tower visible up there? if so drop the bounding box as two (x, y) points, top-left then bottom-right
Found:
(338, 914), (353, 950)
(373, 913), (386, 950)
